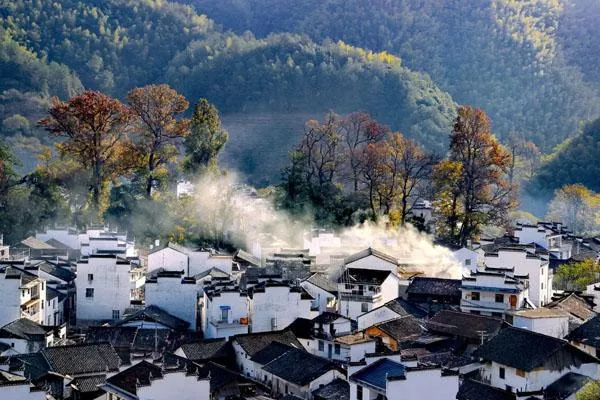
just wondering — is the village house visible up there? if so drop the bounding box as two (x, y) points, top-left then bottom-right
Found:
(0, 318), (54, 355)
(425, 310), (504, 351)
(356, 298), (426, 331)
(202, 281), (250, 339)
(338, 268), (401, 320)
(483, 246), (552, 307)
(364, 316), (426, 352)
(144, 270), (201, 329)
(0, 265), (48, 327)
(512, 308), (570, 338)
(231, 329), (302, 378)
(343, 248), (401, 272)
(566, 314), (600, 357)
(33, 260), (75, 324)
(174, 338), (233, 365)
(468, 326), (599, 397)
(260, 346), (345, 399)
(75, 254), (135, 323)
(545, 292), (596, 329)
(301, 273), (338, 314)
(288, 313), (376, 362)
(248, 280), (313, 333)
(0, 370), (46, 400)
(405, 277), (462, 314)
(147, 242), (233, 277)
(100, 357), (210, 400)
(460, 268), (532, 322)
(349, 357), (459, 400)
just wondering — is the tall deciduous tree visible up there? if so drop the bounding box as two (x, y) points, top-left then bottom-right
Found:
(546, 184), (600, 235)
(340, 112), (388, 191)
(127, 84), (190, 198)
(447, 106), (516, 245)
(184, 98), (228, 174)
(39, 91), (134, 214)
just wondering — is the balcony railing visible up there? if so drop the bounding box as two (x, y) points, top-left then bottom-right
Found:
(461, 299), (516, 311)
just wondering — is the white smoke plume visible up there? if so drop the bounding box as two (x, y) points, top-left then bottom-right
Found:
(188, 172), (462, 279)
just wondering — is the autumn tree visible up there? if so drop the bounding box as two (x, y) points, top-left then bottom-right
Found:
(339, 112), (388, 191)
(446, 106), (516, 246)
(183, 98), (228, 174)
(433, 160), (464, 240)
(39, 91), (134, 215)
(127, 84), (190, 198)
(546, 184), (600, 235)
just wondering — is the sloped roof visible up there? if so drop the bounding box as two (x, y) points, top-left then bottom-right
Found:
(350, 358), (405, 391)
(85, 327), (138, 348)
(545, 372), (592, 400)
(313, 312), (351, 325)
(148, 242), (194, 255)
(305, 273), (338, 294)
(546, 293), (596, 321)
(44, 238), (73, 250)
(426, 310), (504, 340)
(250, 341), (294, 365)
(233, 330), (302, 357)
(566, 315), (600, 348)
(234, 249), (260, 266)
(112, 305), (190, 331)
(38, 262), (75, 282)
(177, 339), (231, 362)
(42, 343), (122, 375)
(457, 379), (516, 400)
(262, 347), (340, 386)
(193, 267), (230, 281)
(407, 277), (462, 297)
(312, 378), (349, 400)
(70, 374), (106, 394)
(0, 318), (49, 341)
(475, 326), (598, 372)
(105, 360), (163, 396)
(20, 237), (55, 250)
(344, 248), (399, 266)
(46, 286), (66, 303)
(374, 316), (425, 341)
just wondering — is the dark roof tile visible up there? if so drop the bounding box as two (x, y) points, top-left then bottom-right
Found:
(426, 310), (504, 340)
(262, 348), (339, 386)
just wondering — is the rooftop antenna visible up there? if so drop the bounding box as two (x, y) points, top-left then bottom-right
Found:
(476, 330), (489, 345)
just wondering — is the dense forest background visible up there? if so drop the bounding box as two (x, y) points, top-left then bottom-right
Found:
(0, 0), (599, 205)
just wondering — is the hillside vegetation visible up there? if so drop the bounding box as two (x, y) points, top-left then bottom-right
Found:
(190, 0), (600, 150)
(0, 0), (457, 182)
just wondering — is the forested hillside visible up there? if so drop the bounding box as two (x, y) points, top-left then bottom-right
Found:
(533, 118), (600, 194)
(0, 0), (457, 181)
(190, 0), (600, 150)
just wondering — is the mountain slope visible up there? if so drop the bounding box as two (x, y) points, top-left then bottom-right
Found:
(0, 0), (458, 181)
(189, 0), (600, 150)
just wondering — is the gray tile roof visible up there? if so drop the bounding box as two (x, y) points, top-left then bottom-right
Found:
(312, 378), (349, 400)
(42, 343), (122, 376)
(375, 316), (425, 341)
(545, 372), (592, 400)
(250, 341), (294, 365)
(177, 339), (231, 362)
(112, 305), (190, 331)
(38, 262), (75, 282)
(70, 374), (106, 394)
(262, 347), (340, 386)
(0, 318), (49, 341)
(566, 315), (600, 348)
(106, 360), (163, 396)
(407, 277), (462, 297)
(475, 326), (598, 372)
(457, 379), (516, 400)
(233, 330), (302, 357)
(305, 273), (338, 294)
(426, 310), (504, 340)
(344, 248), (398, 266)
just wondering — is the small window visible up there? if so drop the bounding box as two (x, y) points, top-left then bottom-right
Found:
(471, 310), (481, 315)
(541, 282), (544, 290)
(88, 274), (94, 281)
(318, 340), (324, 351)
(361, 303), (369, 313)
(516, 369), (525, 377)
(471, 292), (480, 301)
(85, 288), (94, 298)
(221, 307), (229, 322)
(465, 259), (472, 266)
(495, 294), (504, 303)
(506, 385), (512, 392)
(41, 300), (44, 309)
(112, 310), (120, 320)
(499, 367), (505, 379)
(357, 385), (363, 400)
(345, 284), (352, 290)
(334, 344), (341, 355)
